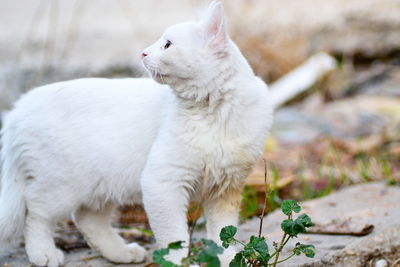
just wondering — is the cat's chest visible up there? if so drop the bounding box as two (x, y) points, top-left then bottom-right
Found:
(176, 117), (261, 170)
(189, 132), (258, 199)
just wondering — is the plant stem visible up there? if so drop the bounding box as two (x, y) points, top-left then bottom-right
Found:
(187, 206), (197, 258)
(259, 159), (268, 237)
(268, 253), (296, 265)
(269, 234), (290, 260)
(271, 233), (291, 266)
(232, 238), (247, 247)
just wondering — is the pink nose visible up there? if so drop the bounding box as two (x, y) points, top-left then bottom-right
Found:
(141, 52), (148, 58)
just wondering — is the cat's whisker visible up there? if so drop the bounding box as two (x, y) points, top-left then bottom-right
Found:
(155, 67), (166, 84)
(159, 70), (166, 84)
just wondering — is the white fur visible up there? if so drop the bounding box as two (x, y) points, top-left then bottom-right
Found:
(0, 2), (272, 266)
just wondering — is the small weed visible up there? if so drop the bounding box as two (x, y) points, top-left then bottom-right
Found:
(358, 158), (372, 182)
(152, 199), (315, 267)
(267, 164), (282, 211)
(220, 200), (315, 267)
(297, 156), (313, 201)
(241, 187), (259, 219)
(380, 159), (397, 185)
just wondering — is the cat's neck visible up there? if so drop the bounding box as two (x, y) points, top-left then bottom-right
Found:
(170, 42), (254, 115)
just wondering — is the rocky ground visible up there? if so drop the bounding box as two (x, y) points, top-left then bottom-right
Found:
(1, 182), (399, 267)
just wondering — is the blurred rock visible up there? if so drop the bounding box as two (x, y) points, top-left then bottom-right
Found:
(272, 107), (331, 143)
(229, 0), (400, 81)
(310, 10), (400, 59)
(356, 66), (400, 97)
(272, 95), (400, 143)
(375, 259), (388, 267)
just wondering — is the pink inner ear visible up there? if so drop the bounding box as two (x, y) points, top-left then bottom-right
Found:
(208, 20), (220, 37)
(204, 3), (226, 44)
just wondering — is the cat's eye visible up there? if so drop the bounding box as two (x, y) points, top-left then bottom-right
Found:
(164, 40), (172, 49)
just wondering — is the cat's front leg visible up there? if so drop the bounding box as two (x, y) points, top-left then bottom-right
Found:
(141, 162), (194, 264)
(204, 187), (244, 267)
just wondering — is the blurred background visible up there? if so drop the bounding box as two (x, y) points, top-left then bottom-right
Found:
(0, 0), (399, 218)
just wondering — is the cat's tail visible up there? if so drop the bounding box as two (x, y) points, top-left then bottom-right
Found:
(0, 123), (26, 252)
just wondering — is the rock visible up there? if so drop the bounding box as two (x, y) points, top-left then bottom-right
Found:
(375, 259), (388, 267)
(272, 95), (400, 143)
(271, 107), (332, 143)
(336, 65), (400, 98)
(357, 67), (400, 97)
(239, 182), (400, 267)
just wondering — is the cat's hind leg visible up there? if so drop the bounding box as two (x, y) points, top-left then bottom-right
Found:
(73, 203), (146, 263)
(24, 212), (64, 267)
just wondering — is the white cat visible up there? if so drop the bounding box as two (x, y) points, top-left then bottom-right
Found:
(0, 1), (272, 267)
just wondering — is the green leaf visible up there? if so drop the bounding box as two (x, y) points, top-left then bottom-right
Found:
(246, 236), (270, 264)
(200, 239), (224, 256)
(168, 241), (185, 250)
(153, 248), (170, 264)
(240, 236), (270, 263)
(296, 214), (313, 228)
(152, 248), (182, 267)
(197, 239), (223, 267)
(281, 200), (301, 215)
(220, 225), (237, 248)
(281, 214), (314, 237)
(294, 243), (316, 258)
(198, 252), (221, 267)
(281, 219), (298, 237)
(191, 245), (200, 255)
(229, 252), (246, 267)
(281, 219), (304, 237)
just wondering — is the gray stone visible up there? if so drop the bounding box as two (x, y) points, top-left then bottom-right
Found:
(272, 95), (400, 143)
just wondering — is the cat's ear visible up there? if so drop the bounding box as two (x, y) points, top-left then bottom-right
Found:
(202, 1), (227, 47)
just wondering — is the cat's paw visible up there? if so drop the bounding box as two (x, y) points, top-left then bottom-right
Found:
(126, 243), (146, 263)
(105, 243), (146, 263)
(28, 247), (64, 267)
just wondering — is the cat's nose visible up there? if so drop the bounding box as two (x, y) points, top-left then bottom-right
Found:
(141, 52), (148, 58)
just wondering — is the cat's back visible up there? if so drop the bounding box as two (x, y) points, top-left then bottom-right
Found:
(11, 77), (168, 115)
(4, 77), (171, 130)
(2, 77), (173, 163)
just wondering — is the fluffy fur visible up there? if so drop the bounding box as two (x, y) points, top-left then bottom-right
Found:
(0, 2), (272, 266)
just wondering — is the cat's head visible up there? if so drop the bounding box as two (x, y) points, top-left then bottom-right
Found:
(141, 1), (233, 89)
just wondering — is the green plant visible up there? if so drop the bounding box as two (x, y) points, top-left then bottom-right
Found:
(152, 199), (315, 267)
(380, 158), (397, 185)
(220, 199), (315, 267)
(153, 239), (224, 267)
(267, 163), (281, 211)
(241, 187), (259, 219)
(297, 156), (313, 200)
